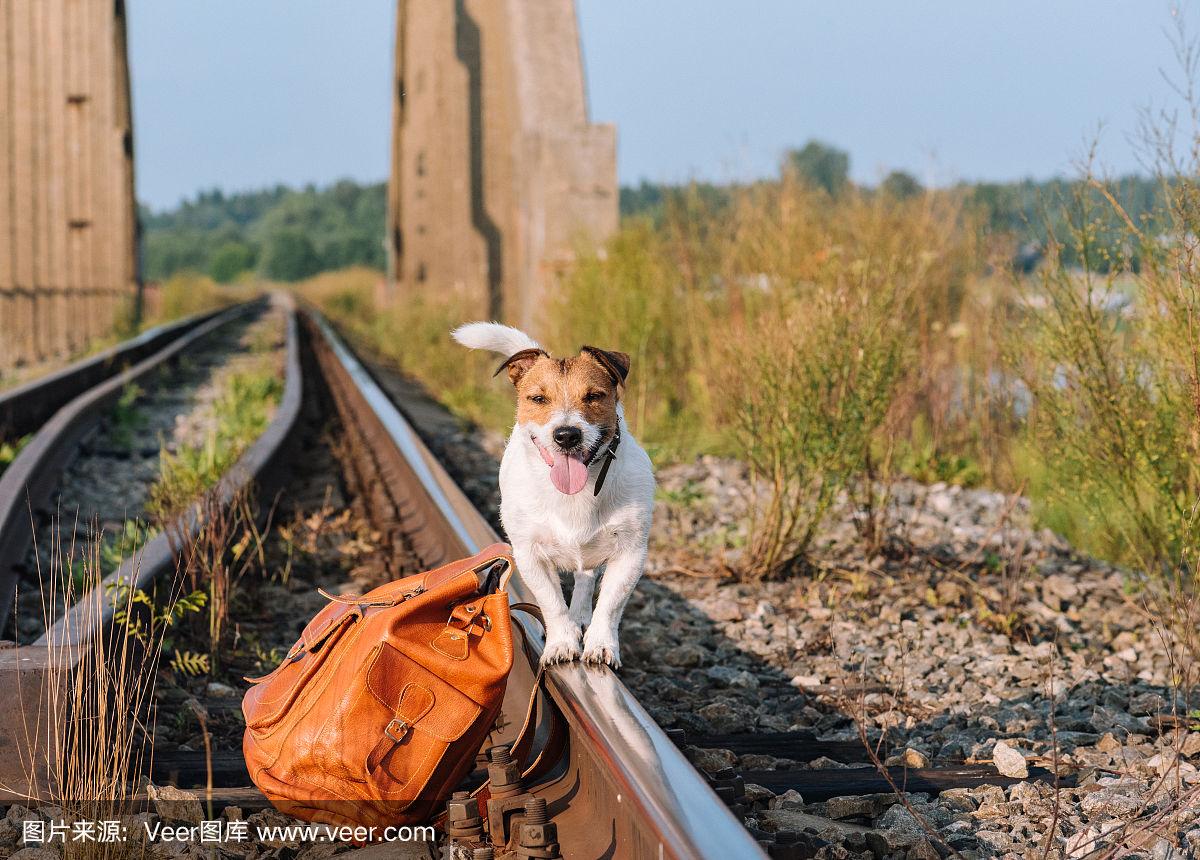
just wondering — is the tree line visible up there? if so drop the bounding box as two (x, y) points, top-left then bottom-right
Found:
(140, 179), (387, 283)
(141, 147), (1166, 283)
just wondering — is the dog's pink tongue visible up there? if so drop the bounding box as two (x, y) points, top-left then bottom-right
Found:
(549, 450), (588, 495)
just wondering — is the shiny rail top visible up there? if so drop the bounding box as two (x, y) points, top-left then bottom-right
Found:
(308, 310), (766, 860)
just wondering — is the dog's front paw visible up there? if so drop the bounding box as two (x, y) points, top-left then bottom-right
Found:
(540, 623), (582, 668)
(582, 627), (621, 669)
(540, 639), (581, 667)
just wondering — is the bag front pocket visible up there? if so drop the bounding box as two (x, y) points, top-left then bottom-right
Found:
(314, 641), (482, 800)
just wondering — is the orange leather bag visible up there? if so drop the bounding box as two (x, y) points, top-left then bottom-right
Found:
(242, 543), (517, 829)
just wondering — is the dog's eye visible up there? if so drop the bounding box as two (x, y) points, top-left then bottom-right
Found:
(583, 390), (606, 402)
(527, 394), (548, 404)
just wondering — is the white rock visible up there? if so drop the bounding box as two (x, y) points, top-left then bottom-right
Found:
(1080, 788), (1142, 817)
(992, 740), (1029, 778)
(146, 783), (203, 824)
(1065, 828), (1101, 858)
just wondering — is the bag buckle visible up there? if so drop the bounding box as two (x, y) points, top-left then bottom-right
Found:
(385, 718), (411, 742)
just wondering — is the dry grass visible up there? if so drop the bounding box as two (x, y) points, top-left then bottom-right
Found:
(4, 503), (265, 855)
(297, 266), (515, 432)
(166, 487), (268, 674)
(4, 520), (178, 859)
(293, 85), (1200, 590)
(138, 272), (257, 331)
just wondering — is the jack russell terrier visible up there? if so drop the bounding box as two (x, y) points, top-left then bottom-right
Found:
(452, 322), (654, 669)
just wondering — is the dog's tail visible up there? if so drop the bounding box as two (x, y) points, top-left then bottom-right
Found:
(451, 321), (541, 356)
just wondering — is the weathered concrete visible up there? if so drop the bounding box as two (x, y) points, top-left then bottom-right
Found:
(0, 0), (139, 373)
(388, 0), (617, 330)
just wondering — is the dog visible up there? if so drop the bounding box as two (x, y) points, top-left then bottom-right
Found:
(452, 322), (654, 668)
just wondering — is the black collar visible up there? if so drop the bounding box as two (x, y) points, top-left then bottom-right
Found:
(593, 424), (621, 496)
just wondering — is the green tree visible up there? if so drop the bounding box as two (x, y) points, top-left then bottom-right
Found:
(260, 229), (321, 282)
(208, 241), (257, 283)
(139, 180), (387, 281)
(880, 170), (923, 200)
(784, 140), (850, 196)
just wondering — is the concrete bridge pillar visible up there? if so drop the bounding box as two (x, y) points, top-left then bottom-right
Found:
(387, 0), (617, 330)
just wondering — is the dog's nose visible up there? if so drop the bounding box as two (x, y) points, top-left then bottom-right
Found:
(552, 426), (583, 449)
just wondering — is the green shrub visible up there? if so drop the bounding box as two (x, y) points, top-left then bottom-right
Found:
(1018, 176), (1200, 582)
(727, 286), (910, 577)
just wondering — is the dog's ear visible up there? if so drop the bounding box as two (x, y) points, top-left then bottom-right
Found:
(493, 348), (547, 386)
(580, 346), (630, 389)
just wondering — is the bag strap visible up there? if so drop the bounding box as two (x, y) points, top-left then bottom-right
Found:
(468, 601), (565, 801)
(428, 600), (566, 831)
(510, 600), (544, 627)
(504, 602), (553, 777)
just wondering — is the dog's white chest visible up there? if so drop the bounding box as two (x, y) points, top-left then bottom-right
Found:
(538, 515), (621, 570)
(510, 497), (623, 569)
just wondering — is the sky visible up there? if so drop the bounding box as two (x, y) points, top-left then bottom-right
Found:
(129, 1), (1183, 211)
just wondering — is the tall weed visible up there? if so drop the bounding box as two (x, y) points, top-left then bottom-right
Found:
(1018, 168), (1200, 583)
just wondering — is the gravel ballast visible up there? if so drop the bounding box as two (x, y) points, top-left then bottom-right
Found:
(627, 458), (1200, 858)
(380, 365), (1200, 859)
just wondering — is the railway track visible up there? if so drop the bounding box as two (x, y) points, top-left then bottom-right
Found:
(0, 299), (763, 859)
(0, 304), (231, 443)
(0, 299), (1089, 858)
(0, 297), (289, 642)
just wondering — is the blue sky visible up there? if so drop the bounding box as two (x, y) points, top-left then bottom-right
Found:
(129, 1), (1181, 210)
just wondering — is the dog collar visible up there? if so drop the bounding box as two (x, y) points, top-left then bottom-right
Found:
(592, 424), (621, 496)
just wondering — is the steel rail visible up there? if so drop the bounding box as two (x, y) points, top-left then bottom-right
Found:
(306, 309), (765, 860)
(0, 299), (265, 631)
(39, 298), (303, 649)
(0, 295), (303, 797)
(0, 304), (232, 441)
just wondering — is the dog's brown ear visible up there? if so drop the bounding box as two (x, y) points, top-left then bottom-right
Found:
(494, 348), (547, 385)
(580, 346), (630, 388)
